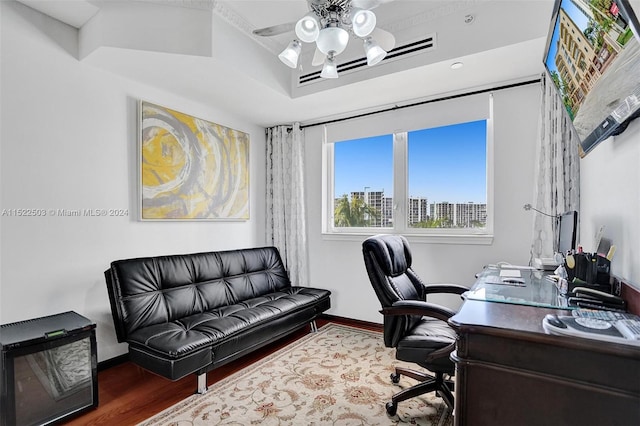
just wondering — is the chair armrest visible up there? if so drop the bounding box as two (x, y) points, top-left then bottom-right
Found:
(425, 342), (456, 363)
(422, 283), (470, 296)
(381, 300), (457, 323)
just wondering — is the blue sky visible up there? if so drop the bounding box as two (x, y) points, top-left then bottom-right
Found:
(334, 120), (487, 203)
(545, 0), (591, 75)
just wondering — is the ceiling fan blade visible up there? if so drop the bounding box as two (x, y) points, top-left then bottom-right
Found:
(312, 48), (326, 67)
(252, 22), (295, 37)
(351, 0), (394, 10)
(371, 28), (396, 51)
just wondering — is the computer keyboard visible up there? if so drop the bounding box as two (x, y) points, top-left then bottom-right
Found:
(572, 308), (636, 321)
(615, 319), (640, 340)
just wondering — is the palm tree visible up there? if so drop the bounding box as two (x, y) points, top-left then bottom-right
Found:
(411, 217), (452, 228)
(334, 194), (380, 227)
(588, 0), (623, 34)
(550, 70), (575, 118)
(584, 19), (607, 51)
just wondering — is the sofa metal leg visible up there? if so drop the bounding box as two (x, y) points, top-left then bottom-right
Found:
(196, 372), (208, 394)
(310, 320), (318, 333)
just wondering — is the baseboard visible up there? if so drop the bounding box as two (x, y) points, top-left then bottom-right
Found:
(319, 314), (383, 332)
(98, 353), (129, 372)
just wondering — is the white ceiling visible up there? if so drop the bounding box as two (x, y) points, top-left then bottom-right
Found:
(16, 0), (555, 127)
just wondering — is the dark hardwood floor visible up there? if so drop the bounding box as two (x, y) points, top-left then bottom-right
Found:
(64, 317), (381, 425)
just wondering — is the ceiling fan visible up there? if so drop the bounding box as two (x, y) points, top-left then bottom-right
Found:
(252, 0), (396, 78)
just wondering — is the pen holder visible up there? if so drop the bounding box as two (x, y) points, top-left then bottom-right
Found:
(565, 253), (588, 282)
(565, 252), (609, 284)
(595, 255), (611, 284)
(565, 252), (612, 293)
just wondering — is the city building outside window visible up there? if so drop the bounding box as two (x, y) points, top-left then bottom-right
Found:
(322, 93), (493, 242)
(407, 121), (487, 230)
(330, 120), (487, 232)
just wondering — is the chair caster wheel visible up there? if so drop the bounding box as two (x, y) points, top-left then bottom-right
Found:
(386, 401), (397, 416)
(390, 373), (400, 384)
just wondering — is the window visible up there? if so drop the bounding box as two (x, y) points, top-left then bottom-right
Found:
(407, 121), (487, 229)
(322, 93), (493, 242)
(334, 135), (393, 228)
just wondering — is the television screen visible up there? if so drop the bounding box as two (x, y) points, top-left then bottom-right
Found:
(543, 0), (640, 155)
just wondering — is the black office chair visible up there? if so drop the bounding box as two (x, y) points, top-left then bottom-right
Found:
(362, 234), (469, 416)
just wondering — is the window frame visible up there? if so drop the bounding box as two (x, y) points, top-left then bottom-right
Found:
(321, 97), (494, 245)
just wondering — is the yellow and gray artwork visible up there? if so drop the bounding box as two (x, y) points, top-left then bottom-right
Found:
(140, 102), (249, 220)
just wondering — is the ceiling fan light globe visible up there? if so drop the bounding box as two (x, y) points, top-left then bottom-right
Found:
(295, 13), (320, 43)
(320, 55), (339, 79)
(352, 9), (376, 38)
(316, 26), (349, 55)
(278, 40), (302, 68)
(364, 38), (386, 66)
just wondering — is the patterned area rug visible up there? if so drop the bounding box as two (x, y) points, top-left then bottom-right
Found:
(139, 324), (453, 426)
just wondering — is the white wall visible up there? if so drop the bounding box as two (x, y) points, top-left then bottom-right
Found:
(303, 84), (542, 322)
(577, 0), (640, 289)
(9, 0), (629, 364)
(0, 2), (266, 361)
(579, 120), (640, 287)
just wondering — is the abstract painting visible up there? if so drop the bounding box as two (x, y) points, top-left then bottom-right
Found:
(139, 102), (249, 220)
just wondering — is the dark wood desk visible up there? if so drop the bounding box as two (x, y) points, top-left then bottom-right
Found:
(449, 271), (640, 426)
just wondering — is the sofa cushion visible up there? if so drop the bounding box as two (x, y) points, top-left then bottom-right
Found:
(126, 287), (329, 358)
(107, 247), (291, 341)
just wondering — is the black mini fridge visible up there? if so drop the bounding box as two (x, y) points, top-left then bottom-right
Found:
(0, 311), (98, 426)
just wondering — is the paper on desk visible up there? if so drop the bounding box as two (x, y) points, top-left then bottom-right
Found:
(499, 269), (522, 278)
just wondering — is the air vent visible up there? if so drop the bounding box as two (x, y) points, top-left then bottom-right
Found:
(298, 34), (436, 86)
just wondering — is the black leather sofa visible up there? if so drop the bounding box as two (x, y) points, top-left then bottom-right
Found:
(104, 246), (331, 393)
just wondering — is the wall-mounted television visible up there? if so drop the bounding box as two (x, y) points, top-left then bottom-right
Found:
(543, 0), (640, 156)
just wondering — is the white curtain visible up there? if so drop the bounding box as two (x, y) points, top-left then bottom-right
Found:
(266, 123), (310, 287)
(530, 73), (581, 259)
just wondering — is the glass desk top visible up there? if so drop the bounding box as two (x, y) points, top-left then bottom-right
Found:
(464, 265), (572, 309)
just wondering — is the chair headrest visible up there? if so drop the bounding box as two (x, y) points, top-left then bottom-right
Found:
(362, 234), (412, 277)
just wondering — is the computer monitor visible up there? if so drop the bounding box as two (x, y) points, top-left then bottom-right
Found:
(557, 211), (578, 255)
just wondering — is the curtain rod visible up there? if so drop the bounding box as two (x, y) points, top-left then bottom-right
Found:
(299, 77), (542, 129)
